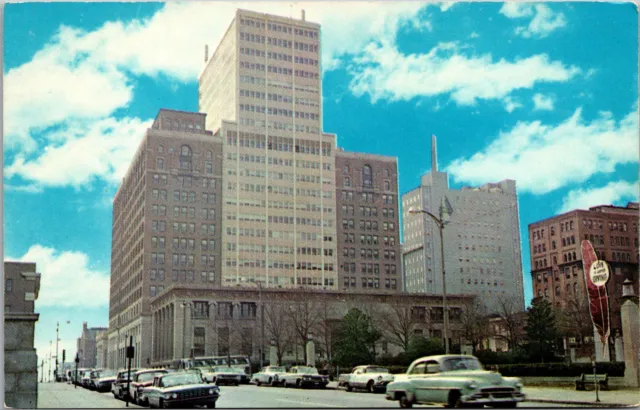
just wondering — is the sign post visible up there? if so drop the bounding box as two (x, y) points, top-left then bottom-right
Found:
(581, 240), (610, 403)
(74, 354), (79, 389)
(125, 336), (135, 408)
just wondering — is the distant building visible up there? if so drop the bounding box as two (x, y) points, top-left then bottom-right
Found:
(401, 136), (525, 313)
(335, 149), (402, 292)
(528, 202), (639, 359)
(77, 322), (107, 368)
(95, 330), (108, 369)
(4, 261), (41, 408)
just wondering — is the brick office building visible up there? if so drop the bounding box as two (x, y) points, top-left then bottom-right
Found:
(529, 202), (639, 359)
(107, 109), (223, 370)
(335, 149), (402, 292)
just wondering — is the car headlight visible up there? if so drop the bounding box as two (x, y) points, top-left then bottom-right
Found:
(515, 381), (523, 390)
(171, 393), (178, 399)
(467, 381), (478, 390)
(209, 389), (215, 394)
(162, 394), (170, 399)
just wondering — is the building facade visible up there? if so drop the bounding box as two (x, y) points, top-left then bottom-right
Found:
(335, 149), (402, 292)
(77, 322), (107, 368)
(402, 136), (525, 313)
(107, 109), (224, 370)
(95, 330), (108, 369)
(4, 262), (41, 408)
(528, 202), (639, 358)
(199, 9), (338, 290)
(149, 285), (474, 366)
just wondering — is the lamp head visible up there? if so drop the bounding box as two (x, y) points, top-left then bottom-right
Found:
(407, 207), (419, 214)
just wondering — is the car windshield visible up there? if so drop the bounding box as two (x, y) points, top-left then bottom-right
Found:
(366, 367), (389, 373)
(443, 357), (483, 371)
(266, 367), (285, 373)
(139, 372), (165, 382)
(161, 373), (202, 387)
(100, 370), (116, 378)
(296, 367), (317, 374)
(214, 367), (237, 373)
(193, 360), (210, 367)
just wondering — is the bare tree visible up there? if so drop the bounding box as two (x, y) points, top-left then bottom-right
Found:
(314, 299), (337, 362)
(459, 298), (490, 353)
(376, 299), (421, 352)
(556, 285), (592, 345)
(283, 293), (323, 364)
(495, 294), (526, 350)
(263, 301), (294, 365)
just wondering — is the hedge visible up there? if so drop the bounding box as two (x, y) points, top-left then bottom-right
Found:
(486, 362), (625, 377)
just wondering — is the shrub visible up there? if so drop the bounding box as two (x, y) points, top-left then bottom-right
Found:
(487, 362), (625, 377)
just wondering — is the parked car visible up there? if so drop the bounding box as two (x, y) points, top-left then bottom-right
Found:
(338, 365), (395, 393)
(88, 369), (107, 390)
(112, 368), (139, 400)
(129, 369), (169, 406)
(72, 368), (89, 385)
(202, 366), (243, 386)
(143, 372), (220, 409)
(280, 366), (329, 389)
(385, 355), (526, 408)
(82, 369), (99, 388)
(252, 366), (288, 387)
(93, 369), (118, 393)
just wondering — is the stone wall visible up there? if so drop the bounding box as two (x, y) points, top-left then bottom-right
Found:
(5, 313), (40, 408)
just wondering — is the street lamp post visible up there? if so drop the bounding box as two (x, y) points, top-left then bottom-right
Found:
(55, 320), (70, 382)
(258, 281), (265, 370)
(408, 201), (451, 354)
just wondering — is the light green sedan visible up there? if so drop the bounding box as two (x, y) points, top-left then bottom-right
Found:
(385, 355), (525, 408)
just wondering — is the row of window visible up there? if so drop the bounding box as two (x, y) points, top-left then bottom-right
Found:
(239, 89), (319, 107)
(240, 18), (319, 39)
(342, 176), (393, 191)
(239, 32), (319, 53)
(341, 248), (397, 260)
(239, 75), (319, 94)
(239, 47), (319, 67)
(238, 116), (321, 135)
(295, 277), (335, 287)
(343, 277), (398, 290)
(239, 103), (319, 120)
(227, 131), (330, 155)
(341, 263), (398, 275)
(228, 152), (329, 172)
(155, 157), (214, 174)
(239, 61), (320, 80)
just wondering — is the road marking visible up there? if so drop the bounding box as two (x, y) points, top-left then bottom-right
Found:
(277, 398), (347, 408)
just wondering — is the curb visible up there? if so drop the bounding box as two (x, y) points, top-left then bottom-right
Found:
(527, 399), (634, 407)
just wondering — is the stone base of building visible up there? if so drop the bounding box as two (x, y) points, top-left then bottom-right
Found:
(4, 313), (40, 409)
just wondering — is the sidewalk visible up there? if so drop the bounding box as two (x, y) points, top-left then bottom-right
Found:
(522, 386), (640, 407)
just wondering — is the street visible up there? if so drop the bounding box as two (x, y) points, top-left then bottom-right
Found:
(37, 382), (595, 408)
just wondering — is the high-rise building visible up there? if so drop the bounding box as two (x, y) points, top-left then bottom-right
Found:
(108, 109), (223, 369)
(528, 202), (639, 348)
(199, 9), (337, 289)
(335, 149), (402, 292)
(77, 322), (107, 368)
(401, 136), (525, 313)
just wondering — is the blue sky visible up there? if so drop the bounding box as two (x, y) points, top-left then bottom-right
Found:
(3, 2), (638, 370)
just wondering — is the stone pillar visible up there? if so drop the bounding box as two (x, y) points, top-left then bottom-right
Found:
(269, 340), (278, 366)
(4, 313), (39, 408)
(306, 334), (316, 367)
(620, 279), (639, 387)
(614, 332), (624, 362)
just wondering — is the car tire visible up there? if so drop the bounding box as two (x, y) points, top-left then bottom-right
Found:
(399, 394), (413, 409)
(367, 380), (375, 393)
(257, 380), (262, 386)
(296, 379), (302, 389)
(447, 391), (464, 408)
(234, 381), (239, 386)
(268, 378), (272, 386)
(346, 383), (352, 392)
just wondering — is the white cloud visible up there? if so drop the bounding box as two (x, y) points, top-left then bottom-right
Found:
(8, 245), (110, 308)
(348, 41), (580, 104)
(500, 3), (566, 38)
(559, 180), (639, 213)
(504, 96), (523, 113)
(4, 183), (44, 193)
(5, 117), (152, 188)
(445, 102), (639, 195)
(533, 93), (554, 110)
(469, 32), (480, 39)
(4, 2), (430, 153)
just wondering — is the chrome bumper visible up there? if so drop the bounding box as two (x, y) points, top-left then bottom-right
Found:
(462, 391), (526, 404)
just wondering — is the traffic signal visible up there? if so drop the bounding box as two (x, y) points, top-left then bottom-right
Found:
(62, 350), (66, 363)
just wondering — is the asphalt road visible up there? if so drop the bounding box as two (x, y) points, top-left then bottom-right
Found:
(38, 381), (586, 408)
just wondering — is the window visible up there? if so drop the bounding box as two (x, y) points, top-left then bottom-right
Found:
(158, 145), (164, 153)
(343, 165), (350, 174)
(179, 145), (192, 170)
(5, 279), (12, 292)
(150, 286), (157, 297)
(193, 302), (209, 318)
(384, 180), (390, 191)
(156, 157), (164, 169)
(362, 165), (373, 188)
(344, 176), (351, 187)
(205, 162), (213, 174)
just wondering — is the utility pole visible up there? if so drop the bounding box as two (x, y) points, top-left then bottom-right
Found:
(48, 340), (52, 382)
(40, 360), (44, 383)
(55, 322), (59, 382)
(259, 282), (265, 369)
